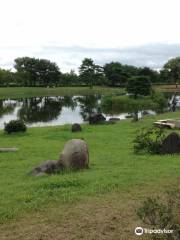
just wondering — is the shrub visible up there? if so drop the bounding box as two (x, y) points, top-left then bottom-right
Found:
(151, 92), (168, 113)
(133, 127), (165, 154)
(4, 120), (27, 134)
(137, 187), (180, 239)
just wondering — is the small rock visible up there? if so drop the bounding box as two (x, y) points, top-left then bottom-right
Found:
(30, 160), (62, 176)
(109, 117), (120, 122)
(89, 113), (106, 124)
(71, 123), (82, 132)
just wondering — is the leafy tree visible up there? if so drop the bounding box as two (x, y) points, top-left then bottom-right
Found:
(160, 69), (170, 83)
(103, 62), (124, 86)
(104, 62), (139, 86)
(61, 70), (79, 86)
(138, 67), (160, 83)
(94, 64), (107, 86)
(14, 57), (61, 86)
(79, 58), (97, 88)
(0, 69), (14, 86)
(126, 76), (152, 98)
(163, 57), (180, 87)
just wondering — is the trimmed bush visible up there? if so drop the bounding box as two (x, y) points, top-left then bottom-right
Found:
(4, 120), (27, 134)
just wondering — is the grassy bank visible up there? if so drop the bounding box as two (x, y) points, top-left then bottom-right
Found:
(0, 111), (180, 227)
(0, 86), (124, 99)
(154, 84), (180, 92)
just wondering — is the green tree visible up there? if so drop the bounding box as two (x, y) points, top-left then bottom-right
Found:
(104, 62), (123, 86)
(104, 62), (139, 86)
(14, 57), (61, 86)
(61, 70), (79, 86)
(79, 58), (96, 88)
(126, 76), (152, 98)
(0, 69), (14, 86)
(163, 57), (180, 88)
(138, 67), (160, 83)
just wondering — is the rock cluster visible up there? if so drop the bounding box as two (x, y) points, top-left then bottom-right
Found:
(30, 139), (89, 176)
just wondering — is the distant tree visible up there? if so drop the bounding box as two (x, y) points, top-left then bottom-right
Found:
(138, 67), (160, 83)
(14, 57), (61, 86)
(159, 69), (170, 84)
(61, 70), (79, 86)
(0, 69), (14, 86)
(94, 64), (107, 85)
(163, 57), (180, 87)
(104, 62), (123, 86)
(126, 76), (152, 98)
(79, 58), (104, 88)
(104, 62), (139, 86)
(79, 58), (95, 88)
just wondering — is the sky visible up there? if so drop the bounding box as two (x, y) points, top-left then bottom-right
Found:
(1, 0), (180, 72)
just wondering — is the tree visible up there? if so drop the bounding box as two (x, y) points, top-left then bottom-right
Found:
(14, 57), (61, 86)
(0, 69), (14, 86)
(79, 58), (96, 88)
(104, 62), (139, 86)
(61, 70), (79, 86)
(163, 57), (180, 88)
(138, 67), (160, 83)
(104, 62), (123, 86)
(126, 76), (152, 98)
(94, 64), (107, 86)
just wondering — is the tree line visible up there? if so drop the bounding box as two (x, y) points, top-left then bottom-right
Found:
(0, 56), (180, 87)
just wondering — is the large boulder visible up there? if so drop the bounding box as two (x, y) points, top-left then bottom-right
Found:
(30, 160), (62, 176)
(89, 113), (106, 124)
(161, 132), (180, 154)
(59, 139), (89, 169)
(71, 123), (82, 132)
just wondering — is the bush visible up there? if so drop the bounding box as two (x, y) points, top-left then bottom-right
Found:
(151, 92), (168, 113)
(133, 127), (165, 154)
(137, 187), (180, 239)
(4, 120), (27, 134)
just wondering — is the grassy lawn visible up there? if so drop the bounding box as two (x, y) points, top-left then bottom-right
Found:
(0, 111), (180, 239)
(0, 86), (124, 99)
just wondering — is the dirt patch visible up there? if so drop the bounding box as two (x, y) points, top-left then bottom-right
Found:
(1, 180), (178, 240)
(0, 192), (144, 240)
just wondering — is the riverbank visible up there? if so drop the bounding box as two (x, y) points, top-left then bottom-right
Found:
(0, 85), (179, 100)
(0, 86), (124, 99)
(154, 84), (180, 92)
(0, 111), (180, 239)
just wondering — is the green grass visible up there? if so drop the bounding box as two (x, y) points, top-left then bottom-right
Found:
(0, 86), (124, 99)
(0, 111), (180, 223)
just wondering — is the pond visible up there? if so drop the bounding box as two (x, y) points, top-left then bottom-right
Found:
(0, 93), (177, 128)
(0, 95), (132, 128)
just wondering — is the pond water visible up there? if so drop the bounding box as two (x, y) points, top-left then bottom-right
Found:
(0, 95), (133, 128)
(0, 93), (177, 128)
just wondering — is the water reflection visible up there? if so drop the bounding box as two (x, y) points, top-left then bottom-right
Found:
(0, 93), (176, 128)
(0, 95), (103, 128)
(18, 97), (63, 123)
(77, 95), (101, 120)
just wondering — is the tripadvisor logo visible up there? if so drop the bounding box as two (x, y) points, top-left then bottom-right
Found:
(135, 227), (143, 236)
(135, 227), (174, 236)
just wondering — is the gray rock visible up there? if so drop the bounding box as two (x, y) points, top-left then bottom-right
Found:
(30, 139), (89, 176)
(89, 113), (106, 124)
(59, 139), (89, 169)
(30, 160), (62, 176)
